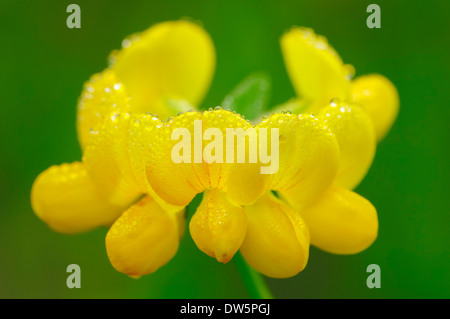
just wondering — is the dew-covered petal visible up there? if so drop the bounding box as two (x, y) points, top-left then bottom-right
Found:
(126, 113), (182, 213)
(147, 110), (251, 206)
(76, 69), (131, 149)
(31, 162), (125, 234)
(82, 112), (142, 207)
(111, 20), (215, 119)
(281, 27), (352, 113)
(105, 195), (183, 277)
(189, 189), (247, 263)
(319, 101), (376, 189)
(240, 192), (310, 278)
(265, 113), (339, 208)
(147, 111), (205, 206)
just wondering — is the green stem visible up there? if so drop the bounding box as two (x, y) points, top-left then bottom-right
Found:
(234, 252), (273, 299)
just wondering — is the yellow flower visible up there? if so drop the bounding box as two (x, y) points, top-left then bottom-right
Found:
(31, 20), (215, 276)
(280, 27), (399, 141)
(147, 105), (377, 278)
(200, 107), (371, 273)
(77, 20), (215, 149)
(283, 101), (379, 257)
(234, 27), (392, 276)
(147, 109), (338, 278)
(173, 27), (399, 278)
(31, 23), (397, 281)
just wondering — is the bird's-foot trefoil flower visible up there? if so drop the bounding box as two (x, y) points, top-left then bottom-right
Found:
(32, 20), (215, 276)
(243, 27), (396, 268)
(31, 22), (399, 291)
(279, 27), (399, 141)
(77, 20), (215, 149)
(146, 109), (340, 278)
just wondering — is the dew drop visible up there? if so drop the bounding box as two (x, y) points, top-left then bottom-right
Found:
(111, 113), (119, 121)
(344, 64), (355, 81)
(330, 98), (339, 107)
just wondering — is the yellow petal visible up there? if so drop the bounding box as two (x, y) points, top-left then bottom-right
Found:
(203, 109), (261, 205)
(147, 111), (205, 206)
(225, 162), (270, 206)
(189, 189), (247, 263)
(111, 20), (215, 119)
(106, 195), (183, 276)
(319, 101), (376, 189)
(225, 114), (291, 205)
(300, 187), (378, 255)
(83, 112), (142, 207)
(126, 113), (163, 193)
(227, 113), (340, 206)
(281, 27), (352, 113)
(264, 113), (339, 208)
(127, 113), (183, 213)
(31, 162), (125, 234)
(76, 69), (131, 150)
(240, 192), (310, 278)
(147, 110), (251, 206)
(351, 74), (399, 141)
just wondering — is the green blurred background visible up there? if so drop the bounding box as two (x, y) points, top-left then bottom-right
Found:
(0, 0), (448, 298)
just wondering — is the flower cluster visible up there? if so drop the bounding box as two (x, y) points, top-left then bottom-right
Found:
(31, 20), (399, 278)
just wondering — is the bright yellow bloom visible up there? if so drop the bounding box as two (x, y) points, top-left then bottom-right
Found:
(281, 27), (399, 141)
(31, 20), (215, 277)
(146, 109), (252, 207)
(146, 109), (338, 276)
(77, 20), (215, 149)
(111, 20), (215, 117)
(269, 27), (388, 261)
(237, 105), (376, 277)
(31, 162), (124, 234)
(171, 27), (394, 278)
(240, 192), (310, 279)
(31, 23), (396, 281)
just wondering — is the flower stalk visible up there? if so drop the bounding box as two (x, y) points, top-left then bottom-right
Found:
(234, 252), (274, 299)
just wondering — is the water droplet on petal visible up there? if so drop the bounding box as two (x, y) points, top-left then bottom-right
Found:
(344, 64), (355, 80)
(330, 98), (339, 107)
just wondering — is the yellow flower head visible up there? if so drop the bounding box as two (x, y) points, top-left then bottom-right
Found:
(32, 20), (215, 276)
(280, 27), (399, 141)
(77, 20), (215, 149)
(31, 22), (398, 280)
